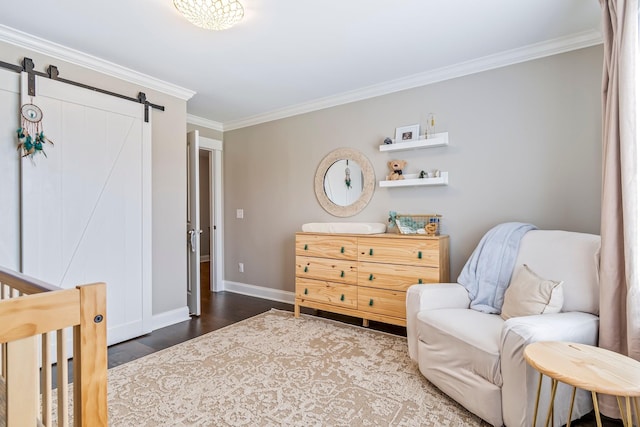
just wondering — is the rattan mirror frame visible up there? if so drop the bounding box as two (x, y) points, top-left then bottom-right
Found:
(314, 148), (375, 217)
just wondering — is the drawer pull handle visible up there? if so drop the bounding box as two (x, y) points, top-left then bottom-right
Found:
(340, 246), (345, 253)
(369, 274), (374, 281)
(304, 288), (308, 295)
(340, 294), (345, 301)
(418, 251), (423, 259)
(340, 271), (345, 278)
(369, 248), (374, 256)
(418, 279), (423, 284)
(304, 244), (308, 250)
(304, 266), (308, 273)
(369, 298), (374, 306)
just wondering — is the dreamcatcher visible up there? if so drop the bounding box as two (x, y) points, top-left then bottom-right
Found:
(344, 159), (352, 189)
(16, 102), (53, 158)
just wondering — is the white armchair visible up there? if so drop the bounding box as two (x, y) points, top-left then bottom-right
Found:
(406, 230), (600, 427)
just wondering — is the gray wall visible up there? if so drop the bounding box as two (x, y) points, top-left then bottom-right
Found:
(223, 45), (603, 294)
(0, 41), (188, 317)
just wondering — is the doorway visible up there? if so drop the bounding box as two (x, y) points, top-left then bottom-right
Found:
(187, 131), (223, 316)
(199, 149), (212, 295)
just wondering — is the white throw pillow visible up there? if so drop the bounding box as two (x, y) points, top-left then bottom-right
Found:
(500, 264), (564, 320)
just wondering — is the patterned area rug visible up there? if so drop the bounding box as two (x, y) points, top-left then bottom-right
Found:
(108, 309), (489, 426)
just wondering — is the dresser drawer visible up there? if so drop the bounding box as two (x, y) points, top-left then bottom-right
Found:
(295, 256), (357, 284)
(296, 278), (358, 308)
(296, 233), (358, 260)
(357, 287), (406, 319)
(358, 262), (440, 290)
(358, 237), (441, 267)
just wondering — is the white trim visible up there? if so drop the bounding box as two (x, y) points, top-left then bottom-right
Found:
(199, 136), (223, 151)
(152, 306), (191, 331)
(223, 29), (603, 131)
(213, 149), (224, 292)
(200, 255), (210, 262)
(0, 25), (195, 101)
(188, 114), (224, 132)
(224, 280), (295, 305)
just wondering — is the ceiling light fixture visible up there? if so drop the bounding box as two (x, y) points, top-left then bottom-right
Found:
(173, 0), (245, 31)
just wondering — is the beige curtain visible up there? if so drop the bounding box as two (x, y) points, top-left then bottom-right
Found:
(599, 0), (639, 418)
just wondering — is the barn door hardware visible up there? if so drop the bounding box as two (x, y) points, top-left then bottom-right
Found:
(0, 57), (165, 123)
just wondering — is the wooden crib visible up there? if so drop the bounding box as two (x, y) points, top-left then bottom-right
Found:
(0, 266), (107, 426)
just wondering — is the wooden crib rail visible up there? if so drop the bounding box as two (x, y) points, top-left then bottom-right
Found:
(0, 289), (80, 343)
(0, 267), (107, 427)
(0, 265), (60, 294)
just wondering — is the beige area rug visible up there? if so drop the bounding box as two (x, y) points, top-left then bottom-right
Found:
(108, 309), (489, 426)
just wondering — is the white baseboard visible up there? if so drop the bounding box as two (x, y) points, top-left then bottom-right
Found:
(152, 306), (191, 331)
(200, 255), (210, 262)
(223, 280), (295, 305)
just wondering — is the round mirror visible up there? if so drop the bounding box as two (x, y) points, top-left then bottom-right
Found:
(314, 148), (375, 217)
(323, 159), (364, 207)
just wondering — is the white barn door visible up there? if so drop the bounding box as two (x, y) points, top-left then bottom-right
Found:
(20, 74), (152, 345)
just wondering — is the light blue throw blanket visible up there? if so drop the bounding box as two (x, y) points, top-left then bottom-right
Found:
(457, 222), (537, 314)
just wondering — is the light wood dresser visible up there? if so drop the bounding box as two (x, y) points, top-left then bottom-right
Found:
(294, 232), (450, 327)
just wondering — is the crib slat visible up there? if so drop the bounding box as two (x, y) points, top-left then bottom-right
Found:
(6, 336), (38, 426)
(41, 332), (52, 427)
(1, 343), (5, 379)
(57, 329), (69, 427)
(0, 284), (4, 380)
(1, 284), (15, 380)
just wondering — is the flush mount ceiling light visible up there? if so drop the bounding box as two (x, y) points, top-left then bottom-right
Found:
(173, 0), (245, 31)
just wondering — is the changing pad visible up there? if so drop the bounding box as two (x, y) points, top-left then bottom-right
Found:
(301, 222), (386, 234)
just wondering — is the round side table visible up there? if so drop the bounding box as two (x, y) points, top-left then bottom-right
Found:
(524, 341), (640, 427)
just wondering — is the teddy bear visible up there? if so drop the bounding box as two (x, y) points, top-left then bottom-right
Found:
(425, 223), (438, 236)
(387, 159), (407, 180)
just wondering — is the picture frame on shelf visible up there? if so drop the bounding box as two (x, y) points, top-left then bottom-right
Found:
(395, 124), (420, 143)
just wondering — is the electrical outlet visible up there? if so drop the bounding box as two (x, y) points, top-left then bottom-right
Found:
(236, 209), (244, 219)
(238, 262), (244, 273)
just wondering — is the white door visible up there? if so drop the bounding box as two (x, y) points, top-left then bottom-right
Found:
(20, 73), (152, 345)
(187, 130), (201, 315)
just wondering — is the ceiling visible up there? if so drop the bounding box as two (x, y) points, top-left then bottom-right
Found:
(0, 1), (602, 130)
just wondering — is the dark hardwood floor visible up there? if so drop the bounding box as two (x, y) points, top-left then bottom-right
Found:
(105, 263), (621, 426)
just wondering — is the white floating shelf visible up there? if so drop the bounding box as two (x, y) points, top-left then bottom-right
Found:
(379, 132), (449, 152)
(379, 172), (449, 188)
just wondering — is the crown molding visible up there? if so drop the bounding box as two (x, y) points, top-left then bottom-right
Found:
(187, 114), (224, 132)
(0, 25), (196, 101)
(223, 29), (603, 131)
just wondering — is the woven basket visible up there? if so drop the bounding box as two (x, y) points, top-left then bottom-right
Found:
(391, 214), (442, 235)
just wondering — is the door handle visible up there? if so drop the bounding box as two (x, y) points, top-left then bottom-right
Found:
(188, 229), (196, 252)
(188, 229), (203, 253)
